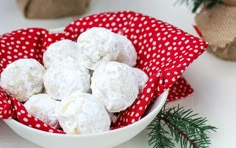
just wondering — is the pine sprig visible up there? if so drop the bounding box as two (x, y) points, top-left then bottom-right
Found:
(147, 117), (175, 148)
(178, 0), (223, 12)
(147, 105), (217, 148)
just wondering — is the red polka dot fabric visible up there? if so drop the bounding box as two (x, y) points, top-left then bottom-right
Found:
(0, 28), (72, 72)
(0, 89), (14, 119)
(0, 89), (64, 134)
(0, 11), (207, 133)
(167, 77), (193, 102)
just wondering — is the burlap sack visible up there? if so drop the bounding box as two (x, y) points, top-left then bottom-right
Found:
(224, 0), (236, 6)
(195, 4), (236, 60)
(17, 0), (90, 19)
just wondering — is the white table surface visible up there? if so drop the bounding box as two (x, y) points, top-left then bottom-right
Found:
(0, 0), (236, 148)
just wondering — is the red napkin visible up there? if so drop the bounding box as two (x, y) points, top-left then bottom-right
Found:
(0, 11), (207, 133)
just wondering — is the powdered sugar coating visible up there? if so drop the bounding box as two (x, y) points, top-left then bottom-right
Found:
(57, 92), (110, 135)
(44, 58), (90, 101)
(43, 39), (79, 68)
(91, 61), (139, 112)
(0, 59), (45, 102)
(77, 27), (119, 70)
(132, 68), (148, 92)
(115, 34), (137, 66)
(24, 93), (59, 128)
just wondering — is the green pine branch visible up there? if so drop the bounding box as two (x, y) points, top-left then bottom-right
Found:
(148, 117), (175, 148)
(178, 0), (223, 12)
(147, 105), (217, 148)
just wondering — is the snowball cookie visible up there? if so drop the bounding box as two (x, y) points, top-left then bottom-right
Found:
(24, 93), (59, 128)
(43, 39), (78, 68)
(132, 68), (148, 92)
(57, 92), (111, 135)
(0, 59), (45, 102)
(44, 58), (90, 101)
(77, 27), (119, 70)
(115, 34), (137, 66)
(91, 61), (139, 112)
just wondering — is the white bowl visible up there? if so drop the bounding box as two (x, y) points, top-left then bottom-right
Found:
(4, 90), (168, 148)
(2, 27), (168, 148)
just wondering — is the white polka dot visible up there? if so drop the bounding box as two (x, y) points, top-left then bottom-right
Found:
(7, 56), (12, 60)
(143, 51), (147, 55)
(172, 77), (176, 82)
(189, 54), (193, 57)
(23, 118), (29, 122)
(137, 100), (141, 104)
(181, 37), (186, 40)
(16, 40), (21, 44)
(116, 17), (121, 22)
(130, 112), (134, 117)
(131, 119), (135, 123)
(131, 105), (136, 109)
(161, 57), (165, 61)
(20, 110), (25, 114)
(82, 22), (87, 26)
(139, 106), (143, 111)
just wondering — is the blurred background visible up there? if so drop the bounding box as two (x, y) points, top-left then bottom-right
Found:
(0, 0), (195, 35)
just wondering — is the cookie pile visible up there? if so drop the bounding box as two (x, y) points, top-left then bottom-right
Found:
(0, 27), (148, 135)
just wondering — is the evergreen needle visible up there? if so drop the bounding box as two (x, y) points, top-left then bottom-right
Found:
(147, 104), (217, 148)
(177, 0), (223, 12)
